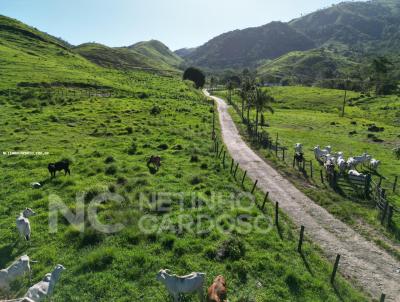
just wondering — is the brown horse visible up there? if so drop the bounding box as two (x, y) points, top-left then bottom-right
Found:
(147, 156), (161, 170)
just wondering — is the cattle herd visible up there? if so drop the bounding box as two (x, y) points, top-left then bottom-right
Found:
(311, 144), (381, 180)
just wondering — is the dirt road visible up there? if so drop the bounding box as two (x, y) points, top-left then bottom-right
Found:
(206, 91), (400, 301)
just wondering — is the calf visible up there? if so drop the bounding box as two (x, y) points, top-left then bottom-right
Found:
(156, 269), (205, 302)
(48, 161), (70, 178)
(16, 208), (36, 241)
(207, 275), (227, 302)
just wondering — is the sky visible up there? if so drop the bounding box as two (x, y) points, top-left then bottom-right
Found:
(0, 0), (360, 50)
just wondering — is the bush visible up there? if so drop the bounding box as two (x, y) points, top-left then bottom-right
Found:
(190, 155), (199, 163)
(190, 176), (202, 185)
(183, 67), (206, 89)
(126, 126), (133, 134)
(104, 156), (115, 164)
(128, 142), (138, 155)
(150, 106), (161, 115)
(158, 143), (169, 150)
(105, 165), (117, 175)
(216, 237), (246, 261)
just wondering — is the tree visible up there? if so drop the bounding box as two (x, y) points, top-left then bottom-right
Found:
(371, 57), (397, 95)
(240, 78), (255, 122)
(183, 67), (206, 89)
(226, 80), (234, 104)
(252, 88), (274, 135)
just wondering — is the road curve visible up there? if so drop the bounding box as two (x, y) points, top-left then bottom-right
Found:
(205, 90), (400, 301)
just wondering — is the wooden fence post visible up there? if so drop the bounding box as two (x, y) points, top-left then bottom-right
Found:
(261, 192), (269, 211)
(393, 176), (398, 193)
(275, 202), (279, 227)
(380, 294), (386, 302)
(282, 149), (285, 161)
(298, 226), (305, 253)
(251, 180), (258, 194)
(310, 161), (313, 178)
(293, 156), (296, 168)
(381, 192), (388, 225)
(331, 254), (341, 284)
(320, 170), (324, 184)
(230, 159), (234, 173)
(222, 151), (226, 167)
(241, 171), (247, 187)
(218, 147), (224, 158)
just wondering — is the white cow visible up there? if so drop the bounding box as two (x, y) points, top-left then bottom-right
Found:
(370, 159), (381, 170)
(16, 208), (36, 241)
(314, 146), (332, 162)
(349, 170), (363, 177)
(337, 156), (347, 174)
(24, 264), (66, 302)
(0, 255), (31, 291)
(347, 153), (370, 169)
(156, 269), (205, 302)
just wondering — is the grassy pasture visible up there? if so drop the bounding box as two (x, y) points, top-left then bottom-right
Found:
(0, 84), (368, 301)
(0, 15), (369, 301)
(213, 87), (400, 244)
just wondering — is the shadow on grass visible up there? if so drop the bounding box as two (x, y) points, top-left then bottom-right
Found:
(148, 167), (158, 175)
(299, 251), (314, 277)
(0, 241), (27, 267)
(332, 283), (345, 302)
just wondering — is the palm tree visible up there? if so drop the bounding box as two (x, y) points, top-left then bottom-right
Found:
(240, 78), (255, 123)
(253, 87), (274, 135)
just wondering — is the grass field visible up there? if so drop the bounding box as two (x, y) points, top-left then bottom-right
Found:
(213, 87), (400, 247)
(0, 15), (370, 302)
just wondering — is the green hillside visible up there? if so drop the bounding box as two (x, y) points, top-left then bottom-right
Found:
(257, 48), (360, 85)
(129, 40), (184, 69)
(185, 21), (315, 69)
(74, 40), (183, 73)
(0, 14), (369, 302)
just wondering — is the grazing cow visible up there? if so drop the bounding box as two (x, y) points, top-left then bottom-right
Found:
(347, 153), (371, 169)
(370, 159), (381, 171)
(156, 269), (205, 302)
(0, 255), (31, 291)
(48, 161), (70, 178)
(314, 146), (331, 162)
(24, 264), (66, 302)
(16, 208), (36, 241)
(337, 156), (347, 174)
(294, 143), (303, 154)
(348, 170), (363, 177)
(147, 156), (161, 170)
(207, 275), (227, 302)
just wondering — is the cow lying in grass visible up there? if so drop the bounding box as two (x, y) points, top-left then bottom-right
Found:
(156, 269), (205, 302)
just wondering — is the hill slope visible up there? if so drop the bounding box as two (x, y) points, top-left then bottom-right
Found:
(185, 21), (315, 69)
(257, 48), (360, 84)
(289, 0), (400, 53)
(128, 40), (184, 69)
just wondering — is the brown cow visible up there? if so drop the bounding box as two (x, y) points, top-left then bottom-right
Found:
(207, 275), (227, 302)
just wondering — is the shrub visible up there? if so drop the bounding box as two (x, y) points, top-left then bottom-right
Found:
(104, 156), (115, 164)
(105, 165), (117, 175)
(190, 155), (199, 163)
(190, 176), (202, 185)
(216, 237), (246, 261)
(150, 106), (161, 115)
(126, 126), (133, 134)
(158, 143), (168, 150)
(128, 142), (138, 155)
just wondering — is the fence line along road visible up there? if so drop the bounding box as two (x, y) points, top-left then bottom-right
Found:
(204, 90), (400, 301)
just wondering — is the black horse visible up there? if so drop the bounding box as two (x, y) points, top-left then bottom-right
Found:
(48, 161), (71, 177)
